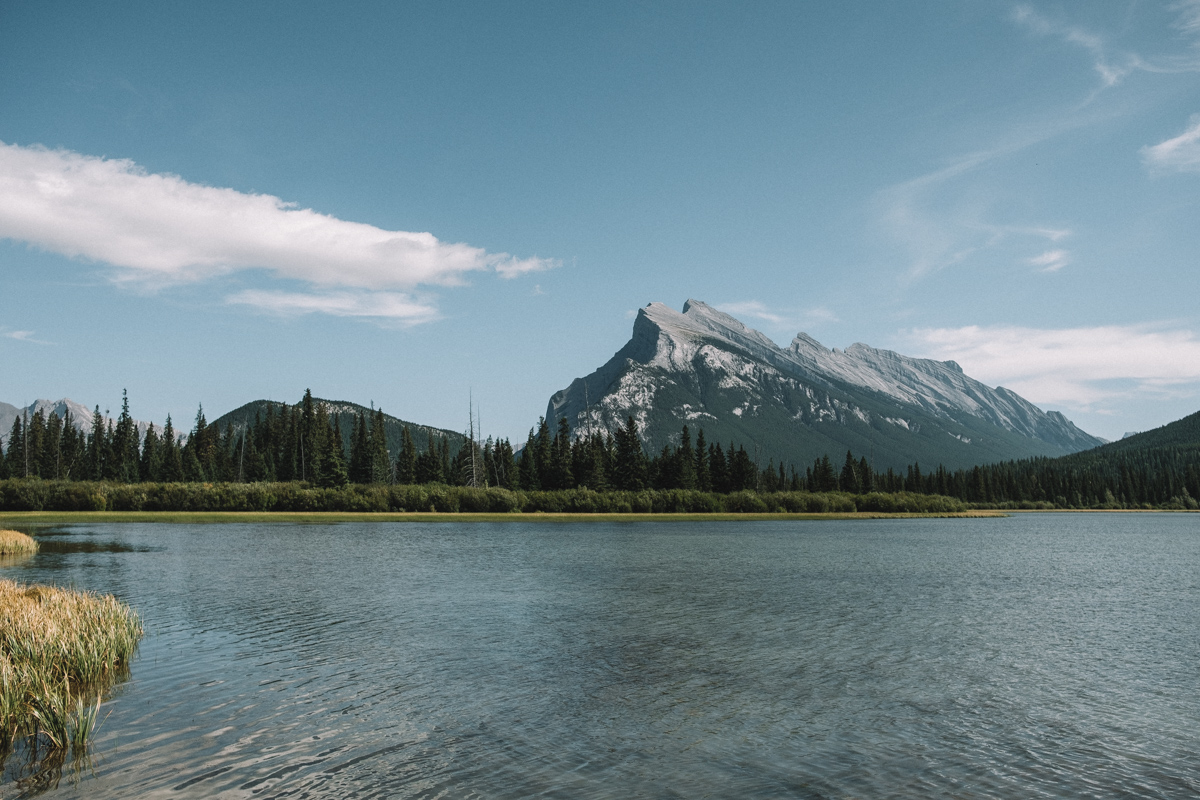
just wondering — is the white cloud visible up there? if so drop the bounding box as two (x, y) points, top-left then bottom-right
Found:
(1028, 248), (1070, 271)
(904, 323), (1200, 409)
(226, 290), (439, 325)
(4, 330), (51, 344)
(717, 300), (786, 326)
(1142, 115), (1200, 173)
(716, 301), (839, 331)
(0, 142), (558, 320)
(496, 256), (557, 279)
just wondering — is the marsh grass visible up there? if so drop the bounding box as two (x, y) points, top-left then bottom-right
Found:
(0, 530), (37, 556)
(0, 579), (142, 766)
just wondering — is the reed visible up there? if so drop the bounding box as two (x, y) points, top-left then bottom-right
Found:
(0, 529), (37, 556)
(0, 579), (142, 757)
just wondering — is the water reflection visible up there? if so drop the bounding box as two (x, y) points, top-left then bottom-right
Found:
(1, 515), (1198, 798)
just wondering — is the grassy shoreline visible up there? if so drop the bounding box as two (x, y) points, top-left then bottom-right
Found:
(0, 509), (1008, 524)
(0, 578), (143, 758)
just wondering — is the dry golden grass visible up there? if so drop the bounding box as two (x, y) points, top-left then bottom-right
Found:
(0, 529), (37, 556)
(0, 579), (142, 755)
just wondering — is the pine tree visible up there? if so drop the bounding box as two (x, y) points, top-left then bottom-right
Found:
(729, 445), (757, 491)
(709, 442), (728, 494)
(110, 390), (139, 483)
(370, 408), (392, 484)
(3, 415), (22, 479)
(694, 429), (710, 492)
(317, 416), (349, 488)
(396, 425), (417, 484)
(534, 417), (553, 489)
(550, 417), (574, 489)
(677, 426), (696, 489)
(349, 412), (370, 484)
(140, 424), (161, 482)
(87, 406), (105, 480)
(40, 411), (63, 479)
(612, 416), (647, 491)
(840, 450), (861, 494)
(26, 410), (45, 478)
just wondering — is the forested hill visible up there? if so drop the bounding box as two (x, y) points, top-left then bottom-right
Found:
(1076, 409), (1200, 456)
(918, 407), (1200, 508)
(211, 398), (466, 460)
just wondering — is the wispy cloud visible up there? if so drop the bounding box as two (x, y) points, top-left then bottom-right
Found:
(0, 142), (558, 321)
(226, 290), (440, 325)
(1142, 114), (1200, 173)
(1012, 5), (1145, 88)
(1028, 248), (1070, 271)
(4, 330), (52, 344)
(878, 153), (1076, 280)
(716, 301), (839, 331)
(904, 323), (1200, 409)
(1173, 0), (1200, 38)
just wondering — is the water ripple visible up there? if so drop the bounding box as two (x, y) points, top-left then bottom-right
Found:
(2, 515), (1199, 798)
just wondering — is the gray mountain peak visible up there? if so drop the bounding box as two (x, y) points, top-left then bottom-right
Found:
(547, 300), (1103, 470)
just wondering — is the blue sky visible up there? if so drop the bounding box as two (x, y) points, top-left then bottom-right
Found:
(2, 0), (1199, 444)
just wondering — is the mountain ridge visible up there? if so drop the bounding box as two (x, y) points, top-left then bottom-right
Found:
(547, 299), (1104, 471)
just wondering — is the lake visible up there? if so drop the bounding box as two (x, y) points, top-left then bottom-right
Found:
(2, 513), (1198, 798)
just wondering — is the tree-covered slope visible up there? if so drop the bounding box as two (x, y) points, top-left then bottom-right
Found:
(211, 398), (466, 457)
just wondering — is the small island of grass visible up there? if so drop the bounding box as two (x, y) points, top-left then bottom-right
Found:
(0, 530), (38, 556)
(0, 576), (143, 758)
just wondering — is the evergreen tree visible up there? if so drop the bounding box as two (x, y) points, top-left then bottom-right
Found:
(612, 416), (647, 491)
(87, 406), (105, 480)
(110, 390), (139, 483)
(26, 410), (45, 478)
(416, 435), (444, 484)
(519, 428), (540, 490)
(694, 429), (711, 492)
(534, 417), (553, 489)
(40, 411), (63, 479)
(3, 415), (22, 479)
(550, 417), (574, 489)
(858, 455), (874, 493)
(677, 426), (697, 490)
(370, 408), (392, 484)
(709, 443), (729, 493)
(812, 454), (837, 492)
(396, 425), (417, 484)
(349, 412), (371, 484)
(160, 416), (184, 482)
(317, 416), (349, 487)
(729, 445), (757, 491)
(140, 424), (162, 482)
(840, 450), (861, 494)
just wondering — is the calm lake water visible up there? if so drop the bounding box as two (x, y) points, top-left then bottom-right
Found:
(2, 514), (1199, 798)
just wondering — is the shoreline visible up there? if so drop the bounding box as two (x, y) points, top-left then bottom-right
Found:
(0, 510), (1009, 524)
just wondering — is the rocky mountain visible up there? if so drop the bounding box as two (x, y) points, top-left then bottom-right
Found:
(0, 398), (161, 449)
(547, 300), (1104, 471)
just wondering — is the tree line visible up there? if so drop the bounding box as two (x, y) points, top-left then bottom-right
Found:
(3, 390), (1196, 507)
(0, 390), (901, 494)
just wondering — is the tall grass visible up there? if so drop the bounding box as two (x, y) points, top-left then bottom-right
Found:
(0, 579), (142, 759)
(0, 530), (37, 556)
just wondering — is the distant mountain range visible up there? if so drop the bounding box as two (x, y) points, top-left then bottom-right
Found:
(547, 300), (1105, 471)
(0, 398), (160, 448)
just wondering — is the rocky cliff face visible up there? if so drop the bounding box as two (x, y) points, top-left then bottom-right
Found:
(547, 300), (1103, 470)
